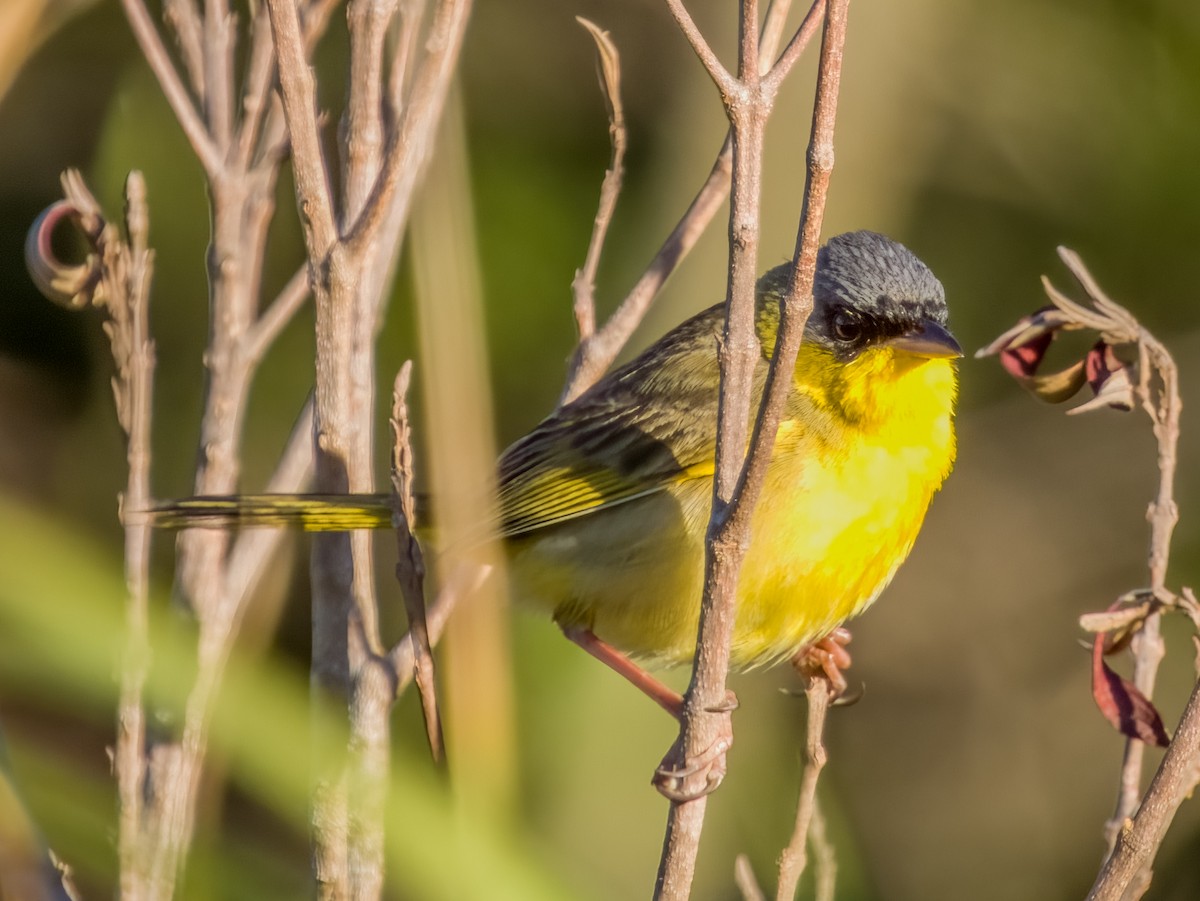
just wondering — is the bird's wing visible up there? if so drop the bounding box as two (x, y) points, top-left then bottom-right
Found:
(497, 306), (753, 537)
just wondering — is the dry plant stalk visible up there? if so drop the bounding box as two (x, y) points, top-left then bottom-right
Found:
(978, 248), (1196, 901)
(648, 1), (849, 897)
(26, 169), (155, 901)
(30, 0), (464, 894)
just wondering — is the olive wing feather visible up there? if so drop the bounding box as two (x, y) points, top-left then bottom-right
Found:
(496, 305), (739, 537)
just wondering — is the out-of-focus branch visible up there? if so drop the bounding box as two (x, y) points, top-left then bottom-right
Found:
(264, 0), (338, 256)
(120, 0), (222, 175)
(27, 169), (160, 900)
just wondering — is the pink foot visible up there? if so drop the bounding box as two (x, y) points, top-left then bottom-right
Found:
(793, 627), (855, 701)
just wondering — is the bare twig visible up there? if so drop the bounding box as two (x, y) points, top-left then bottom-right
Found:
(655, 2), (848, 896)
(570, 18), (627, 345)
(776, 678), (833, 900)
(120, 0), (222, 175)
(265, 0), (338, 255)
(663, 0), (737, 96)
(735, 854), (767, 901)
(560, 0), (823, 404)
(244, 266), (312, 364)
(201, 0), (235, 151)
(984, 251), (1193, 899)
(389, 362), (443, 761)
(1089, 677), (1200, 901)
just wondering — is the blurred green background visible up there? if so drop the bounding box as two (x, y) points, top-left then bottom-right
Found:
(1, 0), (1199, 898)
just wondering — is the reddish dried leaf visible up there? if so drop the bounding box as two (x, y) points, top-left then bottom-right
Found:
(1069, 341), (1135, 414)
(1000, 331), (1054, 379)
(1091, 637), (1169, 747)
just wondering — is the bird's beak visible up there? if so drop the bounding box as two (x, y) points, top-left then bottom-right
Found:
(886, 320), (963, 359)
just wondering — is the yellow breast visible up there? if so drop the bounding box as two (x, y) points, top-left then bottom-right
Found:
(508, 343), (958, 669)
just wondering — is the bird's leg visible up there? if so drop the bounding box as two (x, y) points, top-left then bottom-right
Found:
(793, 627), (854, 699)
(559, 626), (684, 718)
(559, 625), (736, 801)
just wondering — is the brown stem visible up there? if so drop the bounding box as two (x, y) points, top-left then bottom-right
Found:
(655, 2), (848, 896)
(1089, 675), (1200, 900)
(120, 0), (222, 175)
(560, 0), (822, 405)
(775, 678), (832, 900)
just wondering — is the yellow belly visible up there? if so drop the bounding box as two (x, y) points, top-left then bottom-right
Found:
(506, 351), (957, 670)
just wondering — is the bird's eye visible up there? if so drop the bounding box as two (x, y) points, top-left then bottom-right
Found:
(831, 310), (863, 343)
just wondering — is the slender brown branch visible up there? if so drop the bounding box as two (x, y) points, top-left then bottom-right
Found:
(244, 265), (312, 363)
(389, 362), (444, 761)
(264, 0), (338, 255)
(234, 4), (278, 169)
(163, 0), (206, 103)
(341, 0), (397, 224)
(655, 2), (848, 896)
(1089, 676), (1200, 900)
(776, 677), (833, 900)
(342, 0), (473, 256)
(570, 17), (627, 345)
(735, 854), (767, 901)
(119, 0), (222, 175)
(663, 0), (737, 96)
(561, 0), (816, 405)
(390, 565), (490, 697)
(221, 397), (315, 613)
(763, 0), (826, 93)
(202, 0), (236, 151)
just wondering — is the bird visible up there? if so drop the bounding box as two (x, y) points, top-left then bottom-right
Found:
(154, 230), (959, 720)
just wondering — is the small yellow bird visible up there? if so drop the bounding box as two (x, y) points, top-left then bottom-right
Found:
(157, 230), (959, 703)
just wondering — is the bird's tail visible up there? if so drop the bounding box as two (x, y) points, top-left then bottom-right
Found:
(149, 494), (396, 532)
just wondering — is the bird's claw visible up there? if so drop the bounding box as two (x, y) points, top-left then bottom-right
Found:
(652, 690), (736, 802)
(794, 627), (855, 700)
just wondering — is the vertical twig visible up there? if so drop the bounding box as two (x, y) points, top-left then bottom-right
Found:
(775, 679), (832, 900)
(655, 2), (848, 896)
(559, 0), (824, 404)
(570, 18), (627, 345)
(389, 363), (443, 761)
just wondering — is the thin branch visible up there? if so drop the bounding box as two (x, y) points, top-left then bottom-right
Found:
(341, 0), (397, 224)
(234, 3), (278, 169)
(342, 0), (473, 257)
(202, 0), (236, 151)
(663, 0), (738, 96)
(1051, 252), (1185, 870)
(570, 17), (627, 345)
(776, 678), (833, 900)
(561, 0), (818, 404)
(763, 0), (827, 94)
(264, 0), (338, 255)
(655, 1), (849, 896)
(735, 855), (767, 901)
(120, 0), (223, 176)
(1089, 676), (1200, 900)
(387, 0), (426, 119)
(244, 265), (312, 364)
(163, 0), (206, 102)
(389, 362), (444, 762)
(221, 397), (315, 613)
(390, 564), (490, 697)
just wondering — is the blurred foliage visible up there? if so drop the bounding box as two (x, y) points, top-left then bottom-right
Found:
(0, 0), (1199, 898)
